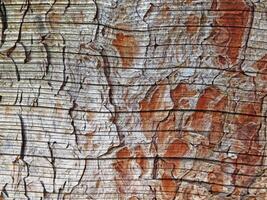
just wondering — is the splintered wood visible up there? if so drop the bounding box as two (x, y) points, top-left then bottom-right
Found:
(0, 0), (266, 199)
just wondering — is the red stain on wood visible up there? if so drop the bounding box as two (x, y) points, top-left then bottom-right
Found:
(208, 165), (225, 193)
(161, 139), (189, 179)
(139, 85), (169, 139)
(252, 54), (267, 81)
(113, 147), (131, 177)
(157, 112), (176, 146)
(231, 102), (263, 194)
(208, 95), (228, 146)
(113, 147), (132, 197)
(190, 87), (226, 130)
(234, 103), (261, 142)
(134, 145), (148, 177)
(210, 0), (252, 64)
(112, 33), (138, 68)
(164, 139), (189, 158)
(161, 172), (177, 199)
(186, 0), (193, 4)
(185, 14), (200, 36)
(170, 83), (196, 109)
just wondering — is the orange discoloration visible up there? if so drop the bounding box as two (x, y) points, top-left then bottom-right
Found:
(231, 102), (263, 193)
(252, 54), (267, 81)
(113, 147), (131, 177)
(112, 33), (139, 68)
(139, 84), (169, 138)
(170, 83), (196, 109)
(210, 0), (252, 64)
(208, 96), (228, 146)
(113, 147), (132, 197)
(208, 165), (225, 193)
(185, 14), (200, 35)
(190, 87), (225, 130)
(161, 172), (177, 199)
(183, 185), (194, 200)
(162, 139), (189, 177)
(157, 112), (176, 146)
(134, 145), (148, 177)
(164, 139), (189, 158)
(234, 103), (261, 141)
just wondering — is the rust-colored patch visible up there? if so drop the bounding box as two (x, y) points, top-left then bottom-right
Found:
(231, 102), (263, 193)
(161, 172), (177, 199)
(208, 165), (224, 193)
(134, 145), (148, 177)
(252, 54), (267, 81)
(162, 139), (189, 177)
(190, 86), (224, 130)
(208, 95), (228, 146)
(170, 83), (196, 109)
(182, 185), (194, 200)
(185, 14), (200, 35)
(164, 139), (189, 158)
(113, 147), (131, 177)
(157, 112), (176, 146)
(112, 33), (138, 68)
(210, 0), (252, 64)
(139, 84), (169, 138)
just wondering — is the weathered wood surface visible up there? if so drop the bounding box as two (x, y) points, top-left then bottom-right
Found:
(0, 0), (266, 199)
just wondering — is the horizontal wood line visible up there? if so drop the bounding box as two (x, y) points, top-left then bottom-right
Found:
(3, 40), (267, 49)
(0, 143), (264, 159)
(0, 152), (266, 168)
(1, 126), (265, 142)
(0, 21), (266, 32)
(1, 162), (264, 178)
(0, 159), (264, 176)
(0, 104), (265, 118)
(1, 94), (265, 107)
(2, 5), (265, 13)
(0, 130), (267, 146)
(0, 188), (215, 198)
(0, 79), (264, 94)
(2, 50), (267, 64)
(0, 176), (265, 191)
(0, 97), (267, 111)
(1, 62), (266, 76)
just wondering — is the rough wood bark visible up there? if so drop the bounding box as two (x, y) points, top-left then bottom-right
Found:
(0, 0), (266, 199)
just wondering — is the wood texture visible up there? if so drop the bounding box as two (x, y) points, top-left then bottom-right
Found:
(0, 0), (266, 199)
